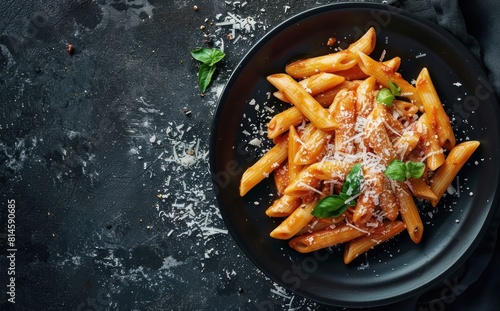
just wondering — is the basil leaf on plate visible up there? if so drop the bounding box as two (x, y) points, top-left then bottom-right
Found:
(312, 163), (364, 218)
(376, 88), (395, 107)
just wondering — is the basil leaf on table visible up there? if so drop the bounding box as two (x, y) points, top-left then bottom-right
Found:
(190, 48), (225, 66)
(198, 63), (216, 94)
(190, 48), (226, 93)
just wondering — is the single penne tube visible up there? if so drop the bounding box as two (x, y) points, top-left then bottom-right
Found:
(288, 126), (303, 181)
(289, 223), (367, 253)
(273, 90), (288, 103)
(299, 72), (346, 94)
(307, 160), (353, 181)
(393, 129), (420, 159)
(270, 200), (317, 240)
(357, 51), (421, 107)
(295, 216), (345, 236)
(393, 99), (419, 119)
(379, 176), (400, 221)
(267, 107), (306, 139)
(352, 173), (383, 227)
(267, 74), (338, 131)
(383, 56), (401, 71)
(333, 89), (357, 154)
(377, 105), (405, 137)
(293, 127), (332, 165)
(336, 57), (401, 81)
(274, 72), (346, 102)
(408, 177), (438, 202)
(240, 138), (289, 196)
(265, 194), (302, 217)
(416, 113), (445, 170)
(284, 166), (321, 198)
(352, 191), (377, 228)
(347, 27), (377, 54)
(315, 80), (360, 106)
(416, 67), (456, 150)
(334, 64), (369, 81)
(343, 220), (406, 264)
(355, 76), (376, 117)
(273, 162), (289, 196)
(285, 50), (358, 79)
(429, 141), (480, 207)
(393, 181), (423, 244)
(364, 108), (397, 165)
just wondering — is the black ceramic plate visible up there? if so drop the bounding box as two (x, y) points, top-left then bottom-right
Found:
(210, 3), (500, 307)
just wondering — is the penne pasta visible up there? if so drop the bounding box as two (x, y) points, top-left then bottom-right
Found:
(274, 72), (346, 102)
(239, 27), (479, 264)
(266, 194), (302, 217)
(306, 160), (353, 181)
(393, 99), (420, 119)
(393, 129), (420, 159)
(416, 113), (445, 171)
(379, 176), (400, 221)
(267, 74), (338, 131)
(416, 67), (456, 150)
(293, 127), (332, 165)
(288, 126), (303, 181)
(343, 221), (406, 264)
(289, 223), (367, 253)
(284, 166), (321, 198)
(365, 107), (398, 165)
(352, 173), (384, 228)
(393, 181), (424, 244)
(347, 27), (377, 54)
(333, 89), (357, 154)
(240, 137), (289, 196)
(355, 76), (377, 117)
(357, 51), (421, 107)
(429, 141), (480, 207)
(408, 177), (438, 202)
(285, 50), (358, 79)
(296, 216), (345, 236)
(270, 200), (317, 240)
(273, 162), (289, 196)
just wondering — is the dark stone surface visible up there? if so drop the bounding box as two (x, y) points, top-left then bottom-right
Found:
(0, 1), (499, 310)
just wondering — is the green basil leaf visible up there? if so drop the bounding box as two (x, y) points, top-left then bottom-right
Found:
(191, 48), (212, 64)
(191, 48), (225, 93)
(312, 164), (364, 218)
(406, 161), (425, 179)
(384, 160), (407, 181)
(191, 48), (226, 66)
(198, 63), (216, 93)
(342, 163), (364, 195)
(376, 88), (395, 107)
(207, 49), (225, 66)
(339, 192), (356, 207)
(311, 195), (348, 218)
(388, 81), (401, 96)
